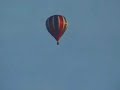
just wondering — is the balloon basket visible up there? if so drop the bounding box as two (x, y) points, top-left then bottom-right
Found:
(57, 42), (59, 45)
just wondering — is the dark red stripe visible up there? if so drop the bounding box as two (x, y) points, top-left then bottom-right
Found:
(59, 16), (64, 32)
(57, 16), (68, 41)
(56, 16), (64, 41)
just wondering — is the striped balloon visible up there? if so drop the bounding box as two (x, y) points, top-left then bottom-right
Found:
(46, 15), (68, 45)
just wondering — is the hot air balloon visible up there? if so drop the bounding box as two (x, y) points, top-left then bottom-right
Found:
(46, 15), (68, 45)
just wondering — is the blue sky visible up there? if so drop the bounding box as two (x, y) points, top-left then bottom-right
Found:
(0, 0), (120, 90)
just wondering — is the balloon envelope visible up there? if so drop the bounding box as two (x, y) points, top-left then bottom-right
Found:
(46, 15), (68, 45)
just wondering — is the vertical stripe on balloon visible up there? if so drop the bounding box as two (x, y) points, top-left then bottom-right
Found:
(54, 15), (59, 35)
(64, 17), (68, 28)
(59, 16), (64, 32)
(46, 19), (49, 31)
(58, 16), (60, 32)
(49, 16), (56, 38)
(62, 18), (67, 35)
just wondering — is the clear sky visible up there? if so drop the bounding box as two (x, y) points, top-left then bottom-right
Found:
(0, 0), (120, 90)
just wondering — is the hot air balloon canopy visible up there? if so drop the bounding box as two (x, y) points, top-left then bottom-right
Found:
(46, 15), (68, 45)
